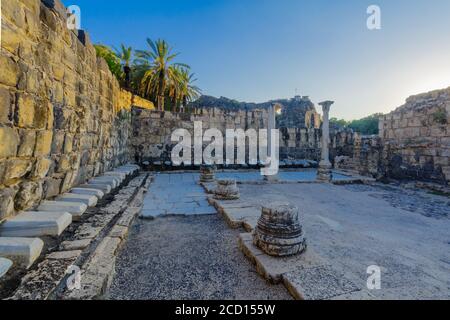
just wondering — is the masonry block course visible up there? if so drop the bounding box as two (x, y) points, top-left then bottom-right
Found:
(0, 0), (153, 221)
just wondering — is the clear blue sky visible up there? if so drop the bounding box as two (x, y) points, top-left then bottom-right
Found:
(63, 0), (450, 120)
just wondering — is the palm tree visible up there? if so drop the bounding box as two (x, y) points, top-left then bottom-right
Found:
(115, 44), (133, 89)
(179, 69), (201, 113)
(135, 39), (189, 111)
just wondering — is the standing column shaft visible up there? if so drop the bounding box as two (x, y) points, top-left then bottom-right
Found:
(317, 101), (334, 182)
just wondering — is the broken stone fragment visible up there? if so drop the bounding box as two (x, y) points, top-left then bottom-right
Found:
(213, 179), (240, 200)
(253, 203), (307, 257)
(200, 164), (216, 183)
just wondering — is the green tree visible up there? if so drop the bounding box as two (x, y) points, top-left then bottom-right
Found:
(94, 44), (123, 81)
(135, 39), (190, 111)
(114, 44), (133, 89)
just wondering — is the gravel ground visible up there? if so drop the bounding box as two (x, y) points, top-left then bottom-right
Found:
(107, 215), (292, 300)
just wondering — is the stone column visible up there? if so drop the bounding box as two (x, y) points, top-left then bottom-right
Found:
(317, 101), (334, 182)
(264, 103), (281, 181)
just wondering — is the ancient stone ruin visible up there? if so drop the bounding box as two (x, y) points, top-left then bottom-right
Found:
(199, 165), (216, 183)
(253, 203), (307, 257)
(213, 180), (240, 200)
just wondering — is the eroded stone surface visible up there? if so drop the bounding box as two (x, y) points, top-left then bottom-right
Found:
(200, 165), (216, 183)
(70, 188), (105, 200)
(253, 203), (307, 257)
(0, 257), (13, 278)
(0, 237), (44, 269)
(0, 211), (72, 237)
(56, 193), (98, 207)
(38, 201), (87, 220)
(214, 179), (240, 200)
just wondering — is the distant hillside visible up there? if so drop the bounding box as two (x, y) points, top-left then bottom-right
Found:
(190, 95), (316, 112)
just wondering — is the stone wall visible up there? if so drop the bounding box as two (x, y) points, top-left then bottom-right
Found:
(131, 107), (269, 165)
(0, 0), (153, 221)
(380, 88), (450, 183)
(336, 88), (450, 184)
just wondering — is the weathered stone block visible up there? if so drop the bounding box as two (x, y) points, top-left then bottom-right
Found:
(0, 211), (72, 238)
(0, 126), (19, 158)
(34, 130), (53, 156)
(3, 158), (33, 183)
(32, 157), (52, 179)
(15, 93), (35, 128)
(0, 56), (19, 87)
(0, 188), (17, 221)
(17, 129), (36, 157)
(14, 181), (43, 211)
(0, 87), (13, 124)
(0, 237), (44, 269)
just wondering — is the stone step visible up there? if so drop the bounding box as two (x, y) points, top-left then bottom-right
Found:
(56, 193), (98, 207)
(103, 171), (127, 181)
(0, 212), (72, 237)
(38, 201), (87, 220)
(90, 177), (120, 188)
(0, 237), (44, 269)
(79, 184), (112, 194)
(70, 188), (105, 200)
(0, 257), (13, 278)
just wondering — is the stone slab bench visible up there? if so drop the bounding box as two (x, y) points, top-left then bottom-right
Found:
(0, 237), (44, 269)
(79, 184), (112, 194)
(38, 201), (88, 220)
(0, 257), (13, 278)
(70, 188), (105, 200)
(56, 193), (98, 207)
(0, 211), (72, 237)
(90, 177), (120, 188)
(103, 171), (127, 181)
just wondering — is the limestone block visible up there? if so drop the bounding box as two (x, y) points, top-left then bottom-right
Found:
(0, 257), (13, 278)
(0, 211), (72, 238)
(34, 130), (53, 156)
(90, 177), (119, 188)
(70, 188), (105, 200)
(15, 93), (35, 128)
(56, 193), (98, 207)
(17, 129), (37, 157)
(0, 188), (16, 221)
(0, 87), (13, 124)
(14, 181), (43, 211)
(38, 201), (87, 220)
(79, 184), (112, 194)
(0, 126), (19, 158)
(0, 56), (19, 87)
(0, 237), (44, 269)
(3, 158), (33, 183)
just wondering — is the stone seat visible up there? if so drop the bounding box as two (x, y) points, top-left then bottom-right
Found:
(0, 257), (13, 278)
(56, 193), (98, 207)
(79, 184), (112, 194)
(70, 187), (105, 200)
(103, 171), (127, 181)
(90, 177), (120, 188)
(0, 237), (44, 269)
(38, 201), (87, 220)
(0, 212), (72, 237)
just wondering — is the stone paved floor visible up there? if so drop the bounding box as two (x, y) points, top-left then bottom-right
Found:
(141, 173), (216, 218)
(235, 182), (450, 299)
(216, 169), (351, 182)
(109, 172), (450, 300)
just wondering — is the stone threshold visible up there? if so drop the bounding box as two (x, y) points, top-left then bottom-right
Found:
(4, 173), (152, 300)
